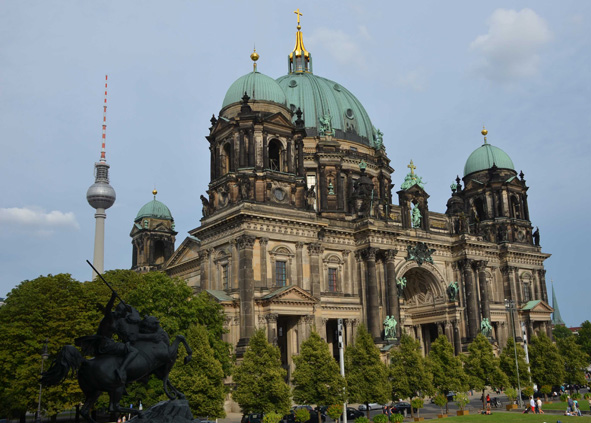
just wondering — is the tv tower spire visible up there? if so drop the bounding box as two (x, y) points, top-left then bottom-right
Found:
(86, 75), (116, 278)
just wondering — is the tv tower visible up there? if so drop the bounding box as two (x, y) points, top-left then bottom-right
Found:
(86, 75), (116, 278)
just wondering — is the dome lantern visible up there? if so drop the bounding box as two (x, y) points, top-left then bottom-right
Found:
(288, 8), (312, 74)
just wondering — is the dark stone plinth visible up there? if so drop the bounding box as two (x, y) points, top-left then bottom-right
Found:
(129, 399), (193, 423)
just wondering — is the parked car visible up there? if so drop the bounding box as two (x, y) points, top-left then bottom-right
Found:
(288, 407), (325, 423)
(241, 413), (264, 423)
(344, 407), (365, 420)
(389, 401), (416, 415)
(358, 403), (384, 411)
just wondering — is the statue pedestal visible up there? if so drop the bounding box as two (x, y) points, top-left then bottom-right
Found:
(129, 399), (193, 423)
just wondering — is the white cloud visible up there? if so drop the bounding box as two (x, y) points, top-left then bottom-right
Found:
(470, 8), (552, 82)
(308, 27), (369, 69)
(0, 207), (79, 235)
(397, 68), (428, 92)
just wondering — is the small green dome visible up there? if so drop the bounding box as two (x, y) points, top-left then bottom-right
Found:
(464, 142), (515, 176)
(135, 198), (173, 221)
(222, 71), (287, 109)
(276, 72), (375, 145)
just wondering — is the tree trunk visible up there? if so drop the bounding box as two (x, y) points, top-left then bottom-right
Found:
(20, 412), (26, 423)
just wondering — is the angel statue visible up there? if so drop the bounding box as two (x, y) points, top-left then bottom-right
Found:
(480, 318), (493, 337)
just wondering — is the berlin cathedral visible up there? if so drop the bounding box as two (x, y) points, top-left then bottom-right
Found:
(129, 13), (552, 376)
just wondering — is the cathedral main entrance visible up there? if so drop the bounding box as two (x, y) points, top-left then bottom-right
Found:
(276, 315), (299, 382)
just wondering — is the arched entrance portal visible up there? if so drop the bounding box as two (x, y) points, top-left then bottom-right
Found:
(399, 265), (451, 355)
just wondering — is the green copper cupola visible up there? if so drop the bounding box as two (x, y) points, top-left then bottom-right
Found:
(288, 9), (313, 74)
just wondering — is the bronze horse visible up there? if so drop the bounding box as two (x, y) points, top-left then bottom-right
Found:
(41, 327), (192, 423)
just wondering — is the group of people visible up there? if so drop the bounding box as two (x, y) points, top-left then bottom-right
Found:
(564, 395), (583, 417)
(522, 396), (544, 414)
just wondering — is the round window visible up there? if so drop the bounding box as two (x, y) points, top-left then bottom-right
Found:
(289, 80), (297, 88)
(333, 84), (341, 91)
(345, 108), (354, 119)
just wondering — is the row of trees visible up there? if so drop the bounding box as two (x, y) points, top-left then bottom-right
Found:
(0, 271), (232, 421)
(233, 325), (590, 418)
(1, 270), (589, 421)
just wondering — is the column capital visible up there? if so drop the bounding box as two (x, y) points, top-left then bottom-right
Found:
(458, 258), (473, 270)
(501, 265), (517, 275)
(362, 247), (379, 261)
(472, 260), (489, 272)
(259, 237), (269, 247)
(296, 241), (305, 250)
(342, 249), (351, 258)
(384, 249), (398, 262)
(266, 313), (278, 323)
(237, 235), (256, 250)
(307, 242), (324, 255)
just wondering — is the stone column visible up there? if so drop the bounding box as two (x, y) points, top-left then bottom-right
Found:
(248, 130), (255, 167)
(460, 258), (479, 340)
(287, 139), (293, 174)
(236, 235), (256, 354)
(444, 321), (453, 345)
(239, 130), (246, 168)
(345, 319), (352, 346)
(384, 249), (400, 338)
(230, 240), (239, 290)
(342, 250), (350, 294)
(267, 313), (278, 345)
(296, 242), (304, 287)
(308, 243), (323, 298)
(363, 247), (381, 341)
(474, 260), (491, 322)
(200, 249), (210, 290)
(351, 319), (360, 344)
(452, 320), (461, 355)
(262, 132), (268, 169)
(538, 269), (548, 303)
(259, 238), (268, 288)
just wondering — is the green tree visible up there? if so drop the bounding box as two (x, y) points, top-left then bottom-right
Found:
(529, 332), (565, 395)
(552, 324), (573, 340)
(389, 334), (433, 417)
(0, 274), (94, 420)
(462, 334), (508, 409)
(292, 331), (345, 422)
(170, 323), (226, 418)
(557, 336), (588, 391)
(232, 329), (291, 414)
(345, 325), (390, 418)
(575, 320), (591, 364)
(499, 337), (530, 389)
(426, 335), (467, 414)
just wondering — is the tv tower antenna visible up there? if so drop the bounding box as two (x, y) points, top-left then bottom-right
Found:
(86, 75), (116, 279)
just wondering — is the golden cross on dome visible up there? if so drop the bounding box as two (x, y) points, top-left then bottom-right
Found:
(408, 160), (416, 175)
(294, 8), (302, 26)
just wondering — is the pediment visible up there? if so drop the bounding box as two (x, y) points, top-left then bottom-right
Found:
(263, 112), (294, 128)
(258, 285), (318, 305)
(166, 236), (200, 267)
(521, 299), (553, 314)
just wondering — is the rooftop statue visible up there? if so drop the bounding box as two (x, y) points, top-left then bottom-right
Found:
(447, 281), (459, 302)
(41, 263), (193, 423)
(411, 203), (422, 228)
(480, 318), (493, 337)
(319, 114), (335, 137)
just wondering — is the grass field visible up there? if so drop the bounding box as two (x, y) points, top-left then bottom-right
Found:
(542, 400), (590, 412)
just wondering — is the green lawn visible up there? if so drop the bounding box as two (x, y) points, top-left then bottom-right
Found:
(428, 413), (591, 423)
(542, 400), (590, 411)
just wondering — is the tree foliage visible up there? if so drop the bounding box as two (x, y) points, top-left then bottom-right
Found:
(0, 274), (95, 418)
(390, 334), (433, 404)
(345, 326), (390, 417)
(170, 323), (226, 418)
(427, 335), (467, 396)
(557, 336), (588, 389)
(575, 320), (591, 365)
(232, 329), (291, 414)
(552, 324), (573, 340)
(529, 332), (565, 390)
(462, 334), (508, 408)
(499, 336), (530, 389)
(292, 331), (345, 409)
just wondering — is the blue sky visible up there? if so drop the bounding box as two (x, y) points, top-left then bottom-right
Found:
(1, 1), (589, 326)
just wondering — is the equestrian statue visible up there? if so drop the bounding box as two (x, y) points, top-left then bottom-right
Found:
(41, 262), (192, 423)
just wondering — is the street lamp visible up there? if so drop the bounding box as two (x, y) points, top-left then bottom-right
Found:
(36, 339), (49, 423)
(504, 300), (522, 407)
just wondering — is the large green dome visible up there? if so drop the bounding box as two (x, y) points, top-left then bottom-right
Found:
(464, 142), (515, 176)
(135, 198), (173, 221)
(276, 72), (375, 145)
(222, 71), (287, 109)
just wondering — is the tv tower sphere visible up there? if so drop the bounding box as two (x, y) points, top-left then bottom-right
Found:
(87, 165), (116, 210)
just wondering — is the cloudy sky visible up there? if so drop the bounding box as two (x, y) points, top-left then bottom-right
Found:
(1, 1), (589, 326)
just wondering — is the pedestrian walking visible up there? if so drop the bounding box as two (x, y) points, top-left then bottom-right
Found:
(567, 395), (574, 412)
(536, 397), (543, 414)
(530, 396), (536, 413)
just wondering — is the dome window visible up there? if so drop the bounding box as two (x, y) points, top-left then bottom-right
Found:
(333, 84), (341, 92)
(289, 80), (298, 88)
(345, 108), (355, 119)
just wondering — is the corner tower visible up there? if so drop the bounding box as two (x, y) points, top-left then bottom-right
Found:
(86, 75), (116, 278)
(130, 190), (177, 273)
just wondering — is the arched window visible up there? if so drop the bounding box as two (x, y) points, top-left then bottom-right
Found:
(268, 139), (282, 171)
(474, 197), (486, 221)
(221, 142), (232, 174)
(511, 195), (521, 219)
